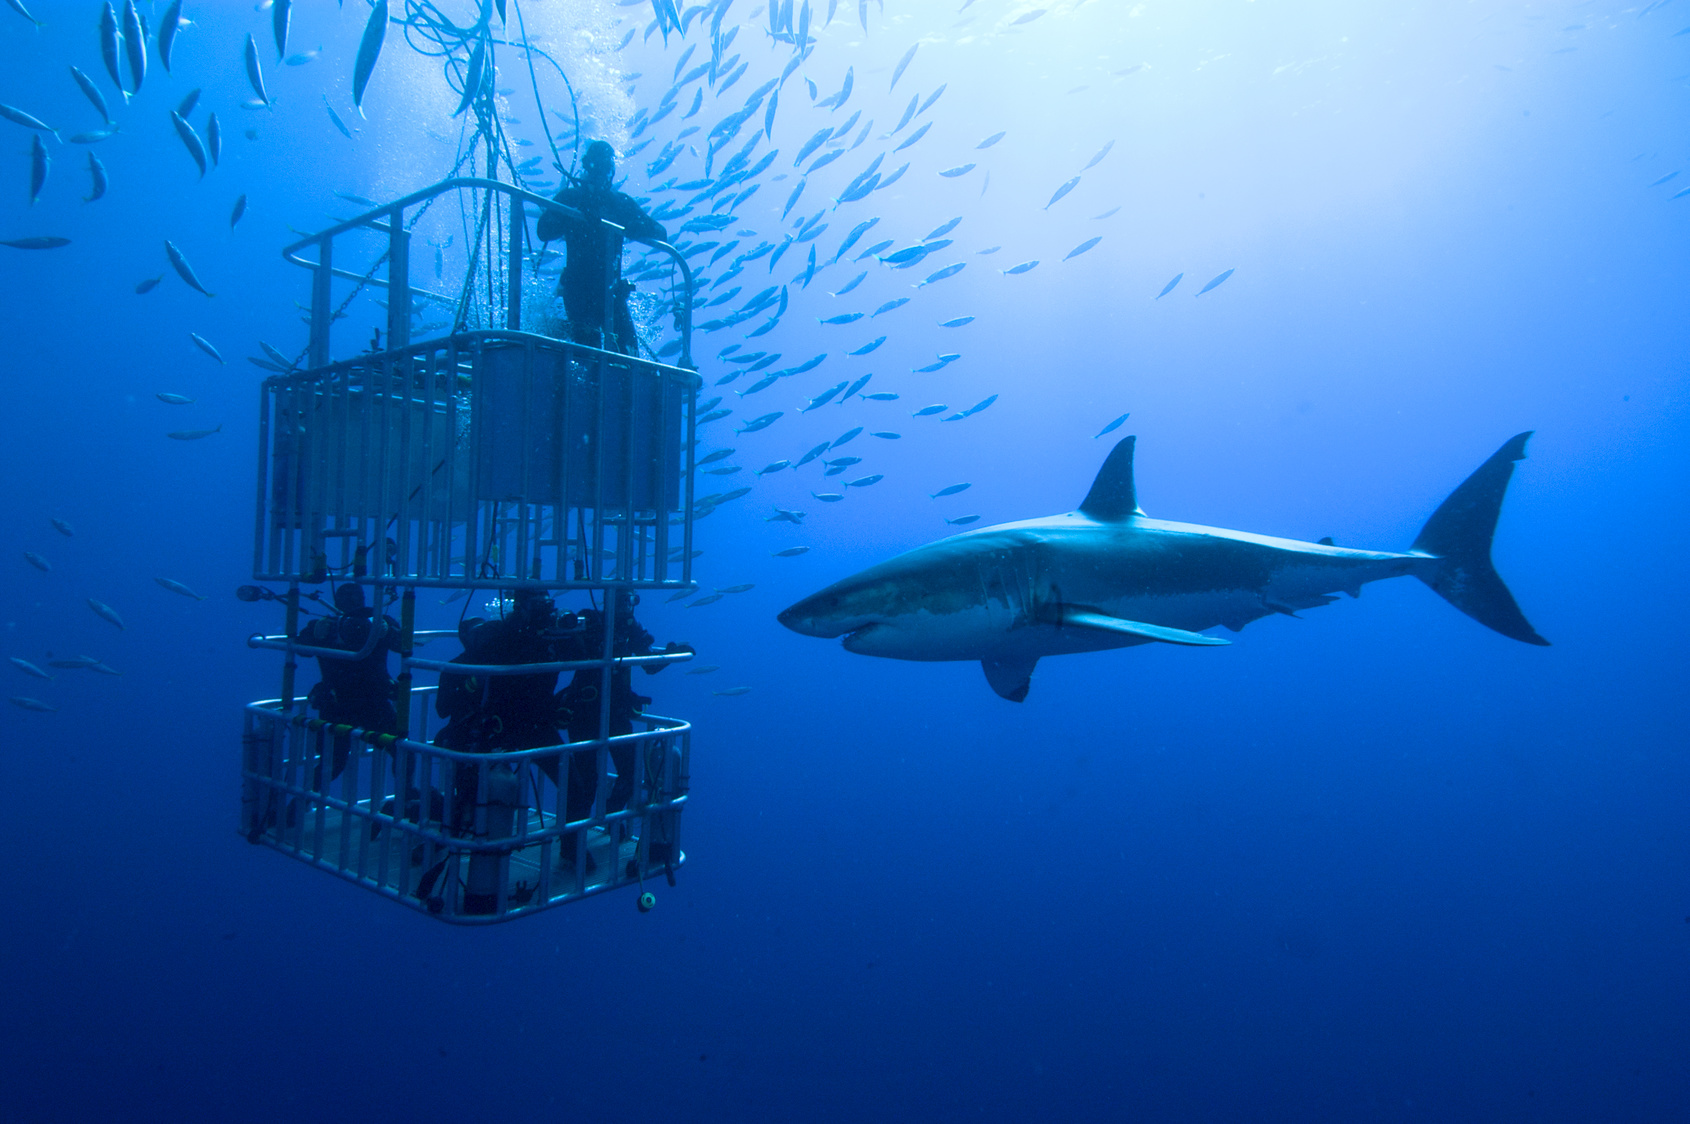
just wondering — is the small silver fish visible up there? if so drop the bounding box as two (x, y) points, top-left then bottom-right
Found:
(811, 492), (845, 502)
(766, 508), (806, 523)
(930, 483), (971, 498)
(189, 332), (224, 364)
(689, 593), (724, 607)
(84, 153), (108, 203)
(9, 696), (56, 712)
(1156, 273), (1183, 299)
(1094, 412), (1130, 438)
(167, 425), (222, 441)
(716, 584), (754, 594)
(756, 460), (790, 475)
(1196, 268), (1235, 295)
(1003, 260), (1040, 275)
(87, 598), (125, 629)
(945, 515), (981, 526)
(913, 404), (947, 417)
(870, 432), (901, 440)
(87, 661), (122, 676)
(244, 34), (269, 106)
(154, 577), (206, 601)
(230, 195), (248, 228)
(1045, 176), (1080, 210)
(9, 657), (52, 680)
(773, 546), (810, 557)
(50, 518), (73, 536)
(684, 665), (721, 675)
(24, 551), (50, 571)
(165, 240), (215, 297)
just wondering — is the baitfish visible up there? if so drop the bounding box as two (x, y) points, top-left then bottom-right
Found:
(938, 164), (975, 178)
(1044, 176), (1080, 210)
(1196, 268), (1235, 295)
(353, 0), (389, 112)
(737, 412), (783, 434)
(120, 0), (146, 93)
(689, 593), (724, 607)
(848, 337), (885, 356)
(757, 461), (790, 475)
(167, 425), (222, 440)
(766, 508), (806, 523)
(939, 316), (974, 328)
(29, 135), (47, 205)
(244, 34), (269, 107)
(1082, 140), (1115, 171)
(9, 696), (56, 712)
(189, 332), (224, 364)
(976, 132), (1006, 149)
(51, 519), (73, 536)
(1065, 237), (1102, 261)
(717, 584), (755, 594)
(159, 1), (183, 71)
(156, 393), (194, 404)
(697, 447), (735, 465)
(803, 381), (849, 411)
(170, 111), (208, 178)
(846, 475), (883, 488)
(69, 67), (112, 123)
(154, 577), (206, 600)
(811, 492), (844, 503)
(1095, 413), (1130, 439)
(1003, 260), (1039, 275)
(23, 552), (50, 571)
(919, 263), (964, 286)
(862, 393), (899, 401)
(773, 546), (810, 557)
(83, 153), (108, 203)
(324, 97), (354, 139)
(944, 515), (981, 525)
(165, 240), (214, 296)
(892, 121), (931, 153)
(0, 102), (58, 136)
(872, 298), (909, 317)
(712, 687), (752, 696)
(10, 658), (52, 680)
(912, 404), (947, 417)
(1156, 273), (1183, 299)
(870, 432), (901, 439)
(831, 427), (863, 448)
(98, 4), (124, 95)
(820, 312), (863, 325)
(230, 195), (247, 229)
(2, 237), (69, 250)
(87, 598), (125, 629)
(930, 483), (971, 498)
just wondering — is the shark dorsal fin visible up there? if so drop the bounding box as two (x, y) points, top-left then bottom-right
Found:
(1078, 436), (1143, 521)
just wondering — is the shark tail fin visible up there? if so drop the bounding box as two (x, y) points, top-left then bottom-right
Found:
(1410, 432), (1548, 646)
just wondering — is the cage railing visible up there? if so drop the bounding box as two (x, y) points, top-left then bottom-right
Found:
(241, 687), (689, 924)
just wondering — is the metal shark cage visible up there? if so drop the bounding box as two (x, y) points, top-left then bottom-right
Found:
(241, 178), (703, 923)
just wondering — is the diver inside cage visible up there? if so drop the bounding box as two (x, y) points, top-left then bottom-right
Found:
(299, 582), (401, 787)
(421, 588), (689, 903)
(535, 140), (669, 356)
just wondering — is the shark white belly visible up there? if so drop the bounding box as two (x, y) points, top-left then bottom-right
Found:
(779, 434), (1548, 701)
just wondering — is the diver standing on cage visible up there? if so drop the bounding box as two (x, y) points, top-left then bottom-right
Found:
(535, 140), (668, 355)
(299, 582), (400, 786)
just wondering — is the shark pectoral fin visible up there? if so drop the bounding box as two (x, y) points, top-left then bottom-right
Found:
(982, 657), (1038, 702)
(1060, 609), (1231, 647)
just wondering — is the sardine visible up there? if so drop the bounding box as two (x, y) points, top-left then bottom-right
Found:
(848, 337), (886, 356)
(1196, 268), (1235, 295)
(167, 425), (221, 440)
(84, 153), (107, 203)
(945, 515), (981, 526)
(51, 519), (74, 536)
(1094, 412), (1130, 438)
(1064, 236), (1102, 261)
(1156, 273), (1183, 299)
(121, 0), (145, 93)
(165, 240), (214, 296)
(23, 552), (50, 571)
(28, 135), (47, 205)
(930, 483), (971, 498)
(98, 4), (125, 96)
(170, 110), (208, 177)
(9, 696), (56, 712)
(1003, 260), (1040, 275)
(230, 195), (247, 229)
(159, 1), (182, 72)
(189, 332), (224, 364)
(156, 393), (194, 405)
(1045, 176), (1079, 209)
(69, 67), (112, 124)
(87, 598), (126, 629)
(244, 34), (269, 107)
(154, 577), (206, 600)
(912, 404), (947, 417)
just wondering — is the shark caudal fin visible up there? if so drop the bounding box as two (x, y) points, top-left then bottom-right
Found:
(1411, 432), (1549, 646)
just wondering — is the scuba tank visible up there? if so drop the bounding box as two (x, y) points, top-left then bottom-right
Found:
(463, 762), (523, 915)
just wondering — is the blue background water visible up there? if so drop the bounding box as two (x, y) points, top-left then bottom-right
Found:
(1, 2), (1686, 1121)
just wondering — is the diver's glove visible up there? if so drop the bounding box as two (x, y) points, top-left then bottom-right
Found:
(644, 641), (693, 674)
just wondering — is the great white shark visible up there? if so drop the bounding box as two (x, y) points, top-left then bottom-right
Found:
(778, 433), (1548, 701)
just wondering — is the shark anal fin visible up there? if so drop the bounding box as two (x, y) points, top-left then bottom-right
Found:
(1060, 609), (1230, 646)
(982, 657), (1037, 702)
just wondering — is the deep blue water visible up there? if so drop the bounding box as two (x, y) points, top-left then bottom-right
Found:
(1, 2), (1687, 1121)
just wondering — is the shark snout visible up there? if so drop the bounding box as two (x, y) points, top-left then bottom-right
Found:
(777, 595), (845, 638)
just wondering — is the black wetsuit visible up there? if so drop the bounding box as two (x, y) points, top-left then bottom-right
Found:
(535, 179), (668, 354)
(560, 608), (662, 815)
(301, 611), (398, 783)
